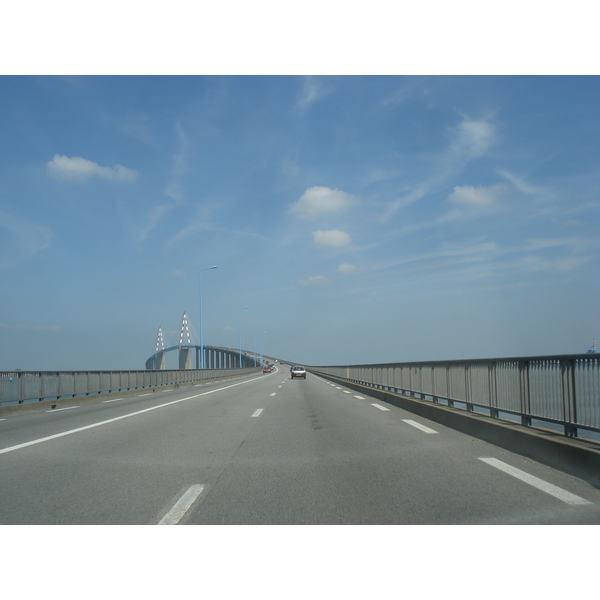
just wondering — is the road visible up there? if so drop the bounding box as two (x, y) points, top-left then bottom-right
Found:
(1, 365), (600, 524)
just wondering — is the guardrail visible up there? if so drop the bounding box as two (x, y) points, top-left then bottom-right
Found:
(309, 353), (600, 439)
(0, 367), (262, 407)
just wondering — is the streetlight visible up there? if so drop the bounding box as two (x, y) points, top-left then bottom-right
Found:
(238, 306), (249, 367)
(200, 265), (217, 369)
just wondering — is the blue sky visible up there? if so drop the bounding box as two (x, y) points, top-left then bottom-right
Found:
(1, 74), (599, 370)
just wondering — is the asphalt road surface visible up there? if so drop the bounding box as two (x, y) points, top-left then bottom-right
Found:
(2, 366), (600, 524)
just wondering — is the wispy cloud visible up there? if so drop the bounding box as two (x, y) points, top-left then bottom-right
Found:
(135, 204), (173, 245)
(0, 210), (53, 269)
(298, 275), (330, 286)
(0, 323), (60, 332)
(381, 114), (497, 220)
(47, 155), (137, 181)
(296, 76), (329, 111)
(164, 121), (192, 204)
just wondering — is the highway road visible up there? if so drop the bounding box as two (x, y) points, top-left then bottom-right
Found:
(1, 365), (600, 524)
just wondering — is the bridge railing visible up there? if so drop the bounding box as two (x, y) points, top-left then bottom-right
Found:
(0, 367), (261, 407)
(309, 353), (600, 439)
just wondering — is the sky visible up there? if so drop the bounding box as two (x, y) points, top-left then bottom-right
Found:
(1, 6), (599, 372)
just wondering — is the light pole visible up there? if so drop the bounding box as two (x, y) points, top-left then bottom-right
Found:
(200, 265), (217, 369)
(238, 306), (249, 367)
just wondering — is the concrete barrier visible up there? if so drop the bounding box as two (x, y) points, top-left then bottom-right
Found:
(316, 372), (600, 489)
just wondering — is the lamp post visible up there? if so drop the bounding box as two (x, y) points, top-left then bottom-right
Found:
(200, 265), (217, 369)
(238, 306), (249, 367)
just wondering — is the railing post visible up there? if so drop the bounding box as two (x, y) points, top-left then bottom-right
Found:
(520, 361), (531, 427)
(489, 363), (498, 419)
(561, 358), (578, 437)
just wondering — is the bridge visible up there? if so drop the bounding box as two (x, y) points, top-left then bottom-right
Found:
(144, 311), (259, 370)
(1, 346), (599, 525)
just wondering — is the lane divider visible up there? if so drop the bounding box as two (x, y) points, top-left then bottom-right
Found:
(158, 484), (205, 525)
(252, 409), (264, 417)
(403, 419), (437, 434)
(478, 457), (591, 505)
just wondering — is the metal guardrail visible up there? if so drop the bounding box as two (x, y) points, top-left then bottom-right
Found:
(309, 353), (600, 439)
(0, 367), (261, 407)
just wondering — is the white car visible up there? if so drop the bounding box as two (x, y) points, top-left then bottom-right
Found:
(290, 366), (307, 379)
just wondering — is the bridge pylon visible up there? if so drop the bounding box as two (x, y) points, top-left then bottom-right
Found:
(179, 311), (193, 369)
(147, 326), (166, 370)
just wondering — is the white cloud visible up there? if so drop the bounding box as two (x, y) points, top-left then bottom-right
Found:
(298, 275), (330, 286)
(47, 155), (137, 181)
(312, 229), (351, 248)
(448, 184), (506, 207)
(338, 263), (360, 274)
(290, 186), (355, 219)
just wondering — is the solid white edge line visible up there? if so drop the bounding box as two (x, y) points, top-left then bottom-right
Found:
(0, 375), (265, 456)
(403, 419), (438, 434)
(158, 485), (205, 525)
(371, 403), (390, 412)
(478, 457), (591, 505)
(252, 408), (263, 417)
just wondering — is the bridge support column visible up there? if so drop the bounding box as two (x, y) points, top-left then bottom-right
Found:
(179, 347), (193, 370)
(146, 352), (166, 370)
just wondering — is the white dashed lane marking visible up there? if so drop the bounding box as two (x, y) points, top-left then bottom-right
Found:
(371, 403), (390, 412)
(403, 419), (438, 434)
(479, 457), (591, 505)
(252, 409), (264, 417)
(158, 485), (205, 525)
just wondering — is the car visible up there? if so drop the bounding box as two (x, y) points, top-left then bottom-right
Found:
(263, 366), (272, 373)
(290, 366), (307, 379)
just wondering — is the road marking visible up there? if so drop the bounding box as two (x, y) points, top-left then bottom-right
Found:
(252, 409), (263, 417)
(354, 395), (366, 400)
(158, 485), (205, 525)
(270, 392), (277, 396)
(139, 393), (153, 397)
(0, 375), (265, 456)
(46, 406), (80, 413)
(103, 398), (123, 403)
(343, 391), (351, 394)
(403, 419), (438, 433)
(478, 457), (591, 505)
(371, 403), (390, 412)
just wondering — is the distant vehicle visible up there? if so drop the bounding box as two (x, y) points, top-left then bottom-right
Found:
(290, 366), (307, 379)
(263, 366), (272, 373)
